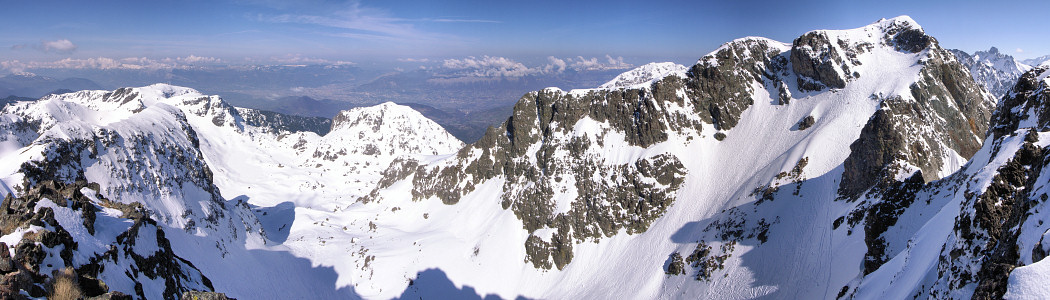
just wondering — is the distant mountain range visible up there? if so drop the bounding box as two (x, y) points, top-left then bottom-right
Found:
(950, 47), (1032, 98)
(1022, 54), (1050, 67)
(0, 74), (102, 98)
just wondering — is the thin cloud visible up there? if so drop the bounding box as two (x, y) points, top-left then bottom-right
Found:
(11, 39), (78, 54)
(398, 58), (430, 62)
(263, 2), (419, 40)
(269, 54), (353, 65)
(428, 18), (501, 23)
(257, 1), (496, 43)
(0, 55), (226, 73)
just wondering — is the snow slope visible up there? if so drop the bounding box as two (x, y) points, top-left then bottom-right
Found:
(353, 15), (994, 299)
(2, 15), (1044, 300)
(0, 84), (463, 298)
(599, 62), (687, 89)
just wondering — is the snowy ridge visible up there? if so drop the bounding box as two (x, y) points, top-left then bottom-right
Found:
(848, 66), (1050, 299)
(599, 62), (687, 89)
(351, 15), (993, 299)
(0, 15), (1041, 300)
(1022, 54), (1050, 68)
(0, 85), (463, 298)
(325, 102), (463, 157)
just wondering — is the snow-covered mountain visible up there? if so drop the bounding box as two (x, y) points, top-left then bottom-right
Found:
(951, 47), (1032, 98)
(1, 15), (1049, 300)
(599, 62), (687, 89)
(1022, 54), (1050, 68)
(0, 84), (462, 298)
(362, 15), (998, 299)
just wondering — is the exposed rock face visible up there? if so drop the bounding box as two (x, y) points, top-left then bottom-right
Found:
(834, 66), (1050, 299)
(839, 108), (908, 199)
(989, 67), (1050, 140)
(367, 84), (690, 269)
(796, 115), (815, 131)
(888, 26), (933, 53)
(0, 180), (214, 300)
(839, 41), (995, 200)
(791, 17), (930, 92)
(791, 31), (855, 90)
(181, 290), (234, 300)
(236, 108), (331, 136)
(932, 67), (1050, 299)
(665, 252), (685, 275)
(686, 37), (789, 130)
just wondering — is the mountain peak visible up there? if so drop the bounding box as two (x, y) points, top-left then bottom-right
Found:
(136, 83), (203, 100)
(876, 15), (922, 31)
(599, 62), (687, 89)
(331, 101), (417, 130)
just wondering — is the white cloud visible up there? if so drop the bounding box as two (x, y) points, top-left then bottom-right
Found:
(179, 55), (223, 64)
(42, 39), (77, 53)
(442, 56), (535, 77)
(0, 55), (226, 72)
(436, 54), (634, 78)
(560, 55), (633, 71)
(544, 56), (567, 73)
(1017, 48), (1024, 53)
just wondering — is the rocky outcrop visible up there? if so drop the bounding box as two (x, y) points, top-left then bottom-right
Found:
(791, 31), (856, 91)
(181, 291), (234, 300)
(796, 115), (815, 131)
(931, 67), (1050, 299)
(236, 108), (331, 136)
(839, 66), (1050, 299)
(839, 45), (995, 200)
(791, 17), (932, 92)
(989, 67), (1050, 140)
(0, 180), (214, 299)
(687, 38), (789, 130)
(365, 79), (690, 269)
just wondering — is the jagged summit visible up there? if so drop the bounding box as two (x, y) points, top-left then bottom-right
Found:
(990, 66), (1050, 137)
(951, 47), (1033, 98)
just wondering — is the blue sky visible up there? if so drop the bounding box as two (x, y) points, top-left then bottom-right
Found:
(1, 0), (1048, 66)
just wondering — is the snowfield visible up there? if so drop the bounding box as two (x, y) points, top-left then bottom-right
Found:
(0, 15), (1047, 300)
